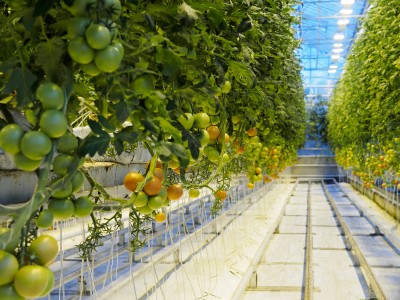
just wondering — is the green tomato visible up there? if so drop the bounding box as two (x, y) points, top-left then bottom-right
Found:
(231, 115), (240, 124)
(36, 82), (64, 110)
(193, 112), (210, 129)
(198, 129), (210, 147)
(103, 0), (122, 20)
(0, 250), (19, 286)
(53, 154), (74, 176)
(74, 196), (94, 218)
(28, 235), (58, 266)
(223, 153), (230, 163)
(158, 186), (168, 201)
(188, 189), (200, 198)
(13, 153), (42, 172)
(13, 265), (52, 298)
(36, 210), (54, 229)
(71, 170), (85, 192)
(57, 132), (78, 154)
(48, 198), (75, 220)
(68, 37), (95, 64)
(112, 41), (124, 58)
(94, 45), (122, 73)
(147, 195), (164, 210)
(203, 146), (219, 162)
(81, 62), (101, 76)
(38, 267), (54, 297)
(133, 191), (148, 208)
(52, 182), (73, 199)
(39, 110), (68, 138)
(0, 124), (24, 154)
(20, 131), (52, 160)
(249, 136), (260, 144)
(136, 204), (153, 215)
(0, 284), (24, 300)
(85, 24), (111, 50)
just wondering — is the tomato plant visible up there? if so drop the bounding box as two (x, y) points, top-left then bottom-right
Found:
(0, 0), (306, 281)
(328, 0), (400, 186)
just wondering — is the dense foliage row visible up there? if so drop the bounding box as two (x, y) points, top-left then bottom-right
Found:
(328, 0), (400, 188)
(0, 1), (305, 298)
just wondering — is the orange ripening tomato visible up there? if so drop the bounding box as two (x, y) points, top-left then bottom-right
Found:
(124, 172), (144, 192)
(214, 190), (227, 201)
(167, 184), (184, 200)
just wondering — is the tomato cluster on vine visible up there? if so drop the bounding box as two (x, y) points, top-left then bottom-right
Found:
(65, 0), (124, 75)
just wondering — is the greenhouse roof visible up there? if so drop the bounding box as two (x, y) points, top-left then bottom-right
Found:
(297, 0), (369, 101)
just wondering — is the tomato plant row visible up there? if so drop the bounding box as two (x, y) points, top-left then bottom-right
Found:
(0, 1), (305, 298)
(328, 0), (400, 189)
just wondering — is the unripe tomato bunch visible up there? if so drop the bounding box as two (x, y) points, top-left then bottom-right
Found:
(0, 82), (68, 172)
(0, 81), (95, 299)
(0, 234), (58, 299)
(0, 81), (94, 223)
(65, 0), (124, 75)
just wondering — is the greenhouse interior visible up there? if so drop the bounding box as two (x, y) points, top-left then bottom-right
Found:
(0, 0), (399, 299)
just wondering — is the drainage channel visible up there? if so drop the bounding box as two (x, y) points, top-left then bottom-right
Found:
(242, 180), (374, 300)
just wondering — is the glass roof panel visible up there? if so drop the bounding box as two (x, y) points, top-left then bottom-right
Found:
(296, 0), (369, 101)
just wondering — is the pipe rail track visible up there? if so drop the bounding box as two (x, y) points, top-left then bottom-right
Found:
(239, 179), (400, 300)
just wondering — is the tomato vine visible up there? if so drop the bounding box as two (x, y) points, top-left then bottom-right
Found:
(328, 0), (400, 189)
(0, 1), (305, 298)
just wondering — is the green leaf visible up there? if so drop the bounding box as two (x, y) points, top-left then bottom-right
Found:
(35, 37), (66, 82)
(114, 138), (124, 155)
(168, 143), (189, 164)
(114, 127), (138, 143)
(33, 0), (56, 16)
(157, 118), (182, 142)
(79, 132), (111, 157)
(87, 119), (103, 135)
(113, 101), (130, 123)
(183, 131), (201, 159)
(3, 67), (37, 106)
(157, 48), (181, 77)
(154, 141), (172, 158)
(143, 119), (159, 135)
(98, 115), (116, 131)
